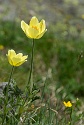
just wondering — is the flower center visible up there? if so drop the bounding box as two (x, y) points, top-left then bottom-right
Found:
(32, 26), (38, 31)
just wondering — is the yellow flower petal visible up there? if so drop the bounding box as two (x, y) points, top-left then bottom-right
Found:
(21, 20), (29, 34)
(7, 56), (13, 66)
(21, 55), (28, 61)
(39, 20), (46, 33)
(8, 49), (16, 58)
(15, 60), (27, 66)
(63, 101), (67, 107)
(12, 57), (21, 66)
(16, 53), (23, 58)
(67, 101), (72, 107)
(36, 29), (47, 39)
(29, 16), (39, 26)
(28, 27), (39, 38)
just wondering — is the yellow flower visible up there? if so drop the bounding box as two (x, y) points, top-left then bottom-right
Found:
(21, 16), (47, 39)
(63, 101), (72, 108)
(6, 49), (28, 66)
(0, 45), (4, 50)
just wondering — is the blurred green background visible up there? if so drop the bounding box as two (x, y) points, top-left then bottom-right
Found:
(0, 0), (84, 103)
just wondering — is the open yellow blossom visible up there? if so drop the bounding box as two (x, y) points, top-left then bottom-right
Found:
(6, 49), (28, 66)
(63, 101), (72, 108)
(21, 16), (47, 39)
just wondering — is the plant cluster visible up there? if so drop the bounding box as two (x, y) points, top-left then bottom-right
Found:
(0, 16), (84, 125)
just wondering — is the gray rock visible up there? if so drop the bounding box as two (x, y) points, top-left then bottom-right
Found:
(0, 82), (8, 95)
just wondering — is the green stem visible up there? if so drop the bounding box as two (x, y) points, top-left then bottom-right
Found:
(6, 66), (14, 101)
(8, 66), (14, 85)
(27, 39), (35, 92)
(69, 108), (72, 125)
(3, 66), (14, 124)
